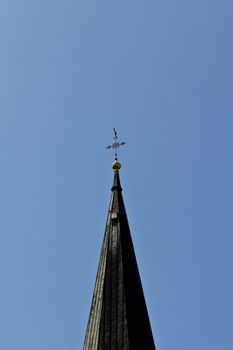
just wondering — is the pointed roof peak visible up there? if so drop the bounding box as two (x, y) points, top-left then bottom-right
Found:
(111, 166), (122, 192)
(83, 162), (156, 350)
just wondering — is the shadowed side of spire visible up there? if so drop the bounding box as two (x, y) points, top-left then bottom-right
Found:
(83, 168), (156, 350)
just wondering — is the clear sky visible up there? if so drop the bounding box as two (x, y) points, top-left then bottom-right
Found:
(0, 0), (232, 349)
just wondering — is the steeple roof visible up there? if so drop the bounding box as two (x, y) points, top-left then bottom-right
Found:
(83, 167), (156, 350)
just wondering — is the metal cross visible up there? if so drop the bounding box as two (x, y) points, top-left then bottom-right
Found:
(106, 128), (126, 160)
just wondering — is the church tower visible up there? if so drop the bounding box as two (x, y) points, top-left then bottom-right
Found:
(83, 131), (156, 350)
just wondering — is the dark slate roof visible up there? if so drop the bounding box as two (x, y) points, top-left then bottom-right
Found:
(83, 170), (156, 350)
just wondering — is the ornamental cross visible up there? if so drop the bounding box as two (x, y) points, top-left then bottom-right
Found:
(106, 128), (126, 161)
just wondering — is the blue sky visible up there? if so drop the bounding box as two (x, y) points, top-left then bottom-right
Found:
(0, 0), (233, 349)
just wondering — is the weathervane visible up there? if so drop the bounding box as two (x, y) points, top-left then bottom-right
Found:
(106, 128), (126, 161)
(106, 129), (126, 171)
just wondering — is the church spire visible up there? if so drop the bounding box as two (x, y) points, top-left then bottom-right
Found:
(83, 131), (156, 350)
